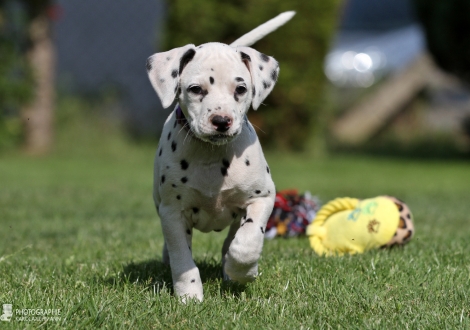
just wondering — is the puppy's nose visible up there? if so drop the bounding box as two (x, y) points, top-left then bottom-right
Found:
(211, 115), (232, 132)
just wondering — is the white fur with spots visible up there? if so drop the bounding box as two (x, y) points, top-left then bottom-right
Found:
(147, 12), (294, 302)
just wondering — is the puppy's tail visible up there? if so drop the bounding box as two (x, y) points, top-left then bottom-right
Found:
(230, 11), (296, 47)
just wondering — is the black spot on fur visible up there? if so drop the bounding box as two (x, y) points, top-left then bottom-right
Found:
(235, 77), (244, 82)
(404, 230), (413, 240)
(245, 159), (250, 166)
(167, 131), (171, 140)
(260, 227), (265, 234)
(166, 57), (171, 61)
(234, 94), (239, 102)
(241, 218), (253, 227)
(407, 213), (411, 219)
(179, 48), (196, 74)
(255, 190), (261, 194)
(262, 81), (271, 89)
(252, 86), (256, 97)
(171, 141), (177, 152)
(171, 69), (178, 78)
(176, 195), (181, 200)
(399, 217), (407, 229)
(210, 77), (214, 84)
(192, 207), (199, 213)
(266, 166), (270, 174)
(222, 159), (230, 174)
(240, 52), (251, 62)
(159, 78), (165, 83)
(207, 108), (211, 112)
(191, 279), (195, 283)
(211, 68), (214, 71)
(161, 175), (165, 184)
(158, 148), (162, 156)
(181, 177), (188, 183)
(186, 229), (191, 235)
(180, 159), (189, 170)
(271, 69), (278, 81)
(146, 58), (153, 72)
(259, 65), (263, 71)
(260, 53), (270, 62)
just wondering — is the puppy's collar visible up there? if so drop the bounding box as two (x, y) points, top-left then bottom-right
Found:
(175, 105), (188, 128)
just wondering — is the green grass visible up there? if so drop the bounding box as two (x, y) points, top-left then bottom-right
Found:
(1, 117), (470, 328)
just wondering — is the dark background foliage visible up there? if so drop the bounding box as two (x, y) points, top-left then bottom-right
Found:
(0, 0), (51, 148)
(414, 0), (470, 85)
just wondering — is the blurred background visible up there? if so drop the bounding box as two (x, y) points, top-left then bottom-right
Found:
(1, 0), (470, 158)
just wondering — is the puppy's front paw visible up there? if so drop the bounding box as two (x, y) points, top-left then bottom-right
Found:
(224, 257), (258, 284)
(174, 279), (204, 302)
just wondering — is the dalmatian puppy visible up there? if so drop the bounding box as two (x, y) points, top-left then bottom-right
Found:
(146, 11), (295, 302)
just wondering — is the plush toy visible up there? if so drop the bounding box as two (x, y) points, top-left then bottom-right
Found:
(306, 196), (414, 256)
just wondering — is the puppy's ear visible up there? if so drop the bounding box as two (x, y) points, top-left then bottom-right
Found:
(147, 44), (196, 108)
(236, 47), (280, 110)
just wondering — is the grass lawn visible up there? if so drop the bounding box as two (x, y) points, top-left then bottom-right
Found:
(1, 126), (470, 328)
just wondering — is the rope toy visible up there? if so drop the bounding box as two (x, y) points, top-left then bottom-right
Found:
(265, 189), (320, 239)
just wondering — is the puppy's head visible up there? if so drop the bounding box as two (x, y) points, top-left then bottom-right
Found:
(147, 42), (279, 145)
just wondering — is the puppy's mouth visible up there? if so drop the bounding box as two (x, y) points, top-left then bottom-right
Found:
(176, 106), (240, 145)
(185, 122), (238, 145)
(199, 132), (238, 145)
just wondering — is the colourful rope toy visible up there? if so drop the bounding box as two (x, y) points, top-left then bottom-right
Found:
(265, 189), (320, 239)
(306, 196), (414, 256)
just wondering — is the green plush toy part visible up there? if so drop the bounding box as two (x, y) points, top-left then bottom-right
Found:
(306, 196), (414, 256)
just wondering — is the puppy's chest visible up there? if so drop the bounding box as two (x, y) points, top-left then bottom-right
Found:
(165, 157), (265, 204)
(159, 155), (272, 232)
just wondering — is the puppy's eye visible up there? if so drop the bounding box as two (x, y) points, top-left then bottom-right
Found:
(235, 85), (247, 95)
(188, 85), (202, 94)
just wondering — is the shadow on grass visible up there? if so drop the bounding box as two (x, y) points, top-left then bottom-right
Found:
(103, 258), (247, 298)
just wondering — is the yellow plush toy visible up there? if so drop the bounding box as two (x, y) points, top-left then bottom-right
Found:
(306, 196), (414, 256)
